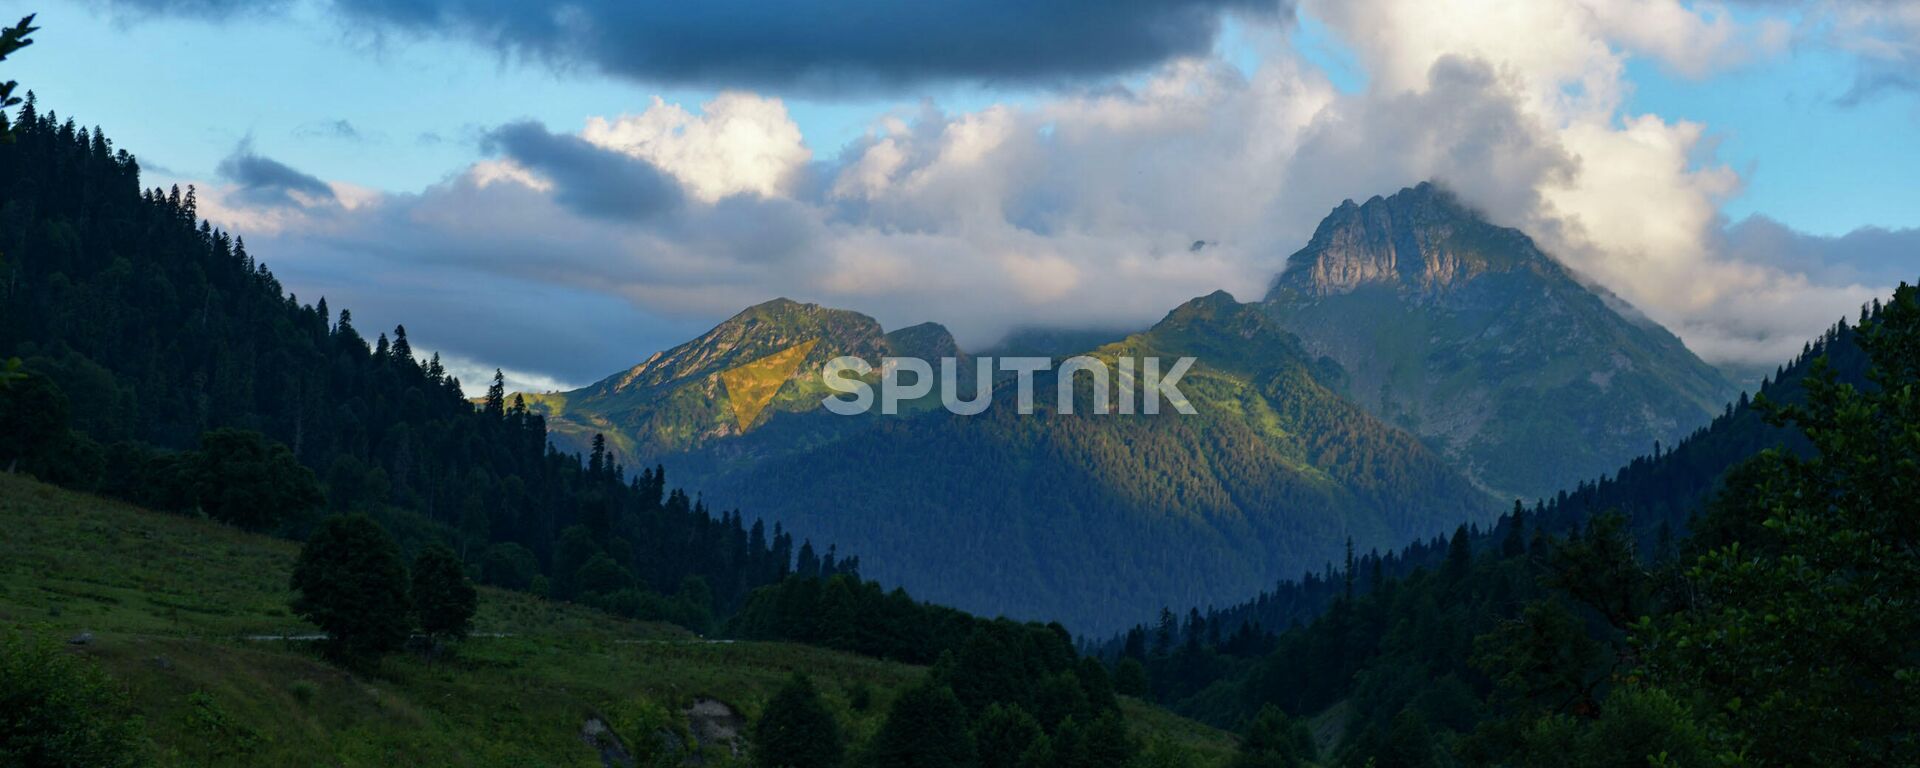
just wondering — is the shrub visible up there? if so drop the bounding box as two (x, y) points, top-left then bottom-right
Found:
(0, 629), (142, 767)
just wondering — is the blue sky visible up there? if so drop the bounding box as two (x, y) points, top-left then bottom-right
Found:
(8, 0), (1918, 389)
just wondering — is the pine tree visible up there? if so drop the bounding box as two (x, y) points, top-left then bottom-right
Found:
(390, 325), (414, 367)
(484, 369), (506, 419)
(1501, 499), (1527, 559)
(1444, 523), (1472, 581)
(868, 682), (974, 768)
(588, 434), (607, 478)
(0, 15), (37, 142)
(751, 673), (842, 768)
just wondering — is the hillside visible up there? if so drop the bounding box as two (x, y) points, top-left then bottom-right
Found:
(0, 473), (1235, 766)
(540, 291), (1496, 634)
(1263, 183), (1739, 500)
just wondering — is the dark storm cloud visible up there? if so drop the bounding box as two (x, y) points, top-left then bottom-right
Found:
(216, 143), (338, 208)
(480, 121), (683, 220)
(111, 0), (1292, 91)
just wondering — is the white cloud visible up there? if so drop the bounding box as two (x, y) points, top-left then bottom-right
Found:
(192, 0), (1900, 385)
(581, 92), (810, 202)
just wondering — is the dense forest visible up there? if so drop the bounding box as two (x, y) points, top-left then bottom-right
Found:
(1105, 289), (1918, 766)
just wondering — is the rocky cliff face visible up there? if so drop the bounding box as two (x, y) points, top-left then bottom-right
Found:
(1276, 181), (1534, 298)
(1264, 183), (1739, 500)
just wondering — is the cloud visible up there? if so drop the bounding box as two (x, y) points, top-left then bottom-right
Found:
(1725, 0), (1920, 107)
(294, 118), (368, 141)
(182, 0), (1903, 385)
(216, 141), (339, 208)
(1723, 215), (1920, 286)
(95, 0), (294, 21)
(481, 121), (684, 221)
(108, 0), (1293, 92)
(581, 93), (811, 202)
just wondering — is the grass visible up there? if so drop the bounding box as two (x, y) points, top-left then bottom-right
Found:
(0, 473), (1236, 766)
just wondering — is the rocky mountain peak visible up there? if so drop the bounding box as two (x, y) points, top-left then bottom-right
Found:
(1271, 182), (1542, 299)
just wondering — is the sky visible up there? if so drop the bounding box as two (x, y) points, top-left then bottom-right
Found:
(9, 0), (1920, 393)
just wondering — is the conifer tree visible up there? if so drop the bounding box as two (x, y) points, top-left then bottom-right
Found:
(868, 681), (974, 768)
(751, 673), (842, 768)
(0, 14), (36, 142)
(484, 369), (506, 419)
(1501, 500), (1527, 558)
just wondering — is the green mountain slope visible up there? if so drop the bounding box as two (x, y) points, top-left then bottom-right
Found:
(525, 298), (960, 461)
(1262, 182), (1738, 500)
(541, 292), (1497, 634)
(0, 473), (1236, 766)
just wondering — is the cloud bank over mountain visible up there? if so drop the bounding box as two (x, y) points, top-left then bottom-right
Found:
(172, 0), (1913, 387)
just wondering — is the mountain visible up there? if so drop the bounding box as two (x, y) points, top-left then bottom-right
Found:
(537, 291), (1497, 634)
(1262, 182), (1739, 500)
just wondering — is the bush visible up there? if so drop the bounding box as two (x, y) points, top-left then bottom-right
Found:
(0, 629), (142, 767)
(288, 680), (318, 705)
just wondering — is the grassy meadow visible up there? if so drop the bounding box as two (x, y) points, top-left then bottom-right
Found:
(0, 473), (1234, 766)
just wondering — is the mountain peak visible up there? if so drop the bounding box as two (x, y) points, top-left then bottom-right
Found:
(1270, 182), (1541, 300)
